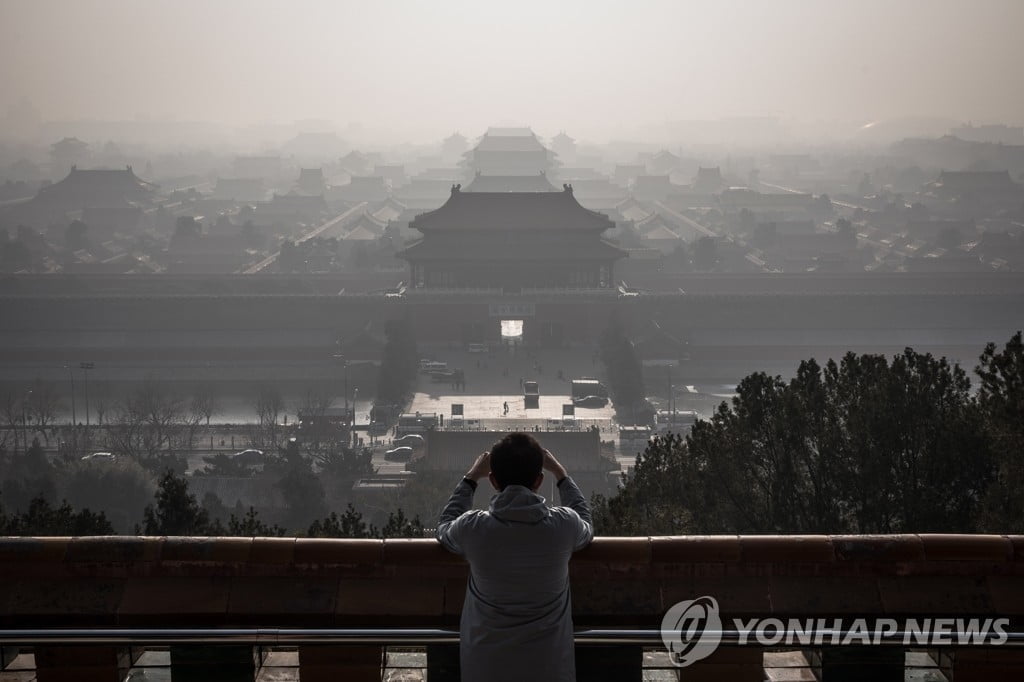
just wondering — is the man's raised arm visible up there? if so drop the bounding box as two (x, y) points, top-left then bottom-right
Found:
(544, 449), (594, 550)
(436, 452), (490, 555)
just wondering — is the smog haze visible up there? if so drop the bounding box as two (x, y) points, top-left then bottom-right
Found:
(2, 0), (1023, 142)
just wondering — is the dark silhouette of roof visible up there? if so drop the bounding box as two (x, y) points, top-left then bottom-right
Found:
(484, 127), (535, 137)
(473, 135), (549, 153)
(937, 170), (1017, 192)
(409, 185), (615, 233)
(398, 234), (625, 261)
(33, 166), (157, 209)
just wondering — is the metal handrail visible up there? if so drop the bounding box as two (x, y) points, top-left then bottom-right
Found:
(0, 628), (1021, 647)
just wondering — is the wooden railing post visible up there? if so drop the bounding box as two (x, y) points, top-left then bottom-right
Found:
(951, 647), (1024, 681)
(576, 644), (644, 681)
(169, 644), (258, 682)
(677, 648), (763, 681)
(426, 644), (461, 682)
(819, 646), (904, 681)
(298, 645), (384, 682)
(1, 646), (19, 670)
(34, 645), (132, 682)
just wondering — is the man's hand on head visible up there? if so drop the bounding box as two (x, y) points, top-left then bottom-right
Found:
(465, 451), (491, 482)
(543, 449), (568, 481)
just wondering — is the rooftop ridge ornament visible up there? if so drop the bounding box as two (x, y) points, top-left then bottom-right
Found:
(563, 183), (573, 194)
(451, 183), (462, 194)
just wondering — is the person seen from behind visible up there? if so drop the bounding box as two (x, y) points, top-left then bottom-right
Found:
(436, 432), (594, 682)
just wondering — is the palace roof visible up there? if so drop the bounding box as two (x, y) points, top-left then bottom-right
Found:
(464, 172), (558, 193)
(33, 166), (157, 209)
(397, 233), (626, 261)
(409, 186), (615, 233)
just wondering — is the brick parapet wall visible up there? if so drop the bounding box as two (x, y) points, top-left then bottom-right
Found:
(1, 535), (1022, 630)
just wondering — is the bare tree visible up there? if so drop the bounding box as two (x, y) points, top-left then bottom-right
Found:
(298, 386), (333, 449)
(181, 384), (219, 453)
(192, 383), (220, 426)
(1, 391), (20, 454)
(27, 378), (62, 444)
(106, 377), (184, 460)
(252, 383), (284, 450)
(105, 395), (146, 460)
(93, 387), (111, 425)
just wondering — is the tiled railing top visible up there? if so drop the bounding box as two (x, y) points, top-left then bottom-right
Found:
(1, 535), (1021, 627)
(1, 534), (1022, 568)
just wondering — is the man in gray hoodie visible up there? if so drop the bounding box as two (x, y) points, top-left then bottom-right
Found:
(436, 432), (594, 682)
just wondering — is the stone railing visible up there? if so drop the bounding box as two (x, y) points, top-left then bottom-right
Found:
(1, 535), (1022, 681)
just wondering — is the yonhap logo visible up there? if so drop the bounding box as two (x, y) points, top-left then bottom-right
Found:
(660, 595), (723, 666)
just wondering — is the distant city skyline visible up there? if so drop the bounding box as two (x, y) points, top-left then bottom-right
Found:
(1, 0), (1023, 144)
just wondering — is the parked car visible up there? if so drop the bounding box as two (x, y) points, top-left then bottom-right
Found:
(420, 361), (448, 373)
(393, 434), (425, 448)
(573, 395), (609, 408)
(81, 451), (116, 462)
(430, 369), (457, 382)
(384, 446), (414, 462)
(231, 449), (265, 465)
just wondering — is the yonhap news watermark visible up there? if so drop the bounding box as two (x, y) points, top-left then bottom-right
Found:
(661, 596), (1010, 667)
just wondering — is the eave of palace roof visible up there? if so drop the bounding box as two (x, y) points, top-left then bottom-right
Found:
(409, 187), (614, 233)
(397, 235), (626, 261)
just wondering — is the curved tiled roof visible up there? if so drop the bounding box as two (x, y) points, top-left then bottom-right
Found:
(409, 187), (614, 233)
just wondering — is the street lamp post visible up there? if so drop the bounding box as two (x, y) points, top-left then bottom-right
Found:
(352, 387), (359, 446)
(65, 363), (77, 455)
(22, 389), (32, 456)
(332, 351), (350, 445)
(331, 353), (349, 412)
(80, 362), (94, 449)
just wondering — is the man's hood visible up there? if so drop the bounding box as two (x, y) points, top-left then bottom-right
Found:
(489, 484), (550, 523)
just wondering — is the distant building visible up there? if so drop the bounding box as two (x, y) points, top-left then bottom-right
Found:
(213, 178), (266, 202)
(339, 150), (372, 175)
(399, 184), (624, 291)
(464, 171), (558, 193)
(35, 166), (155, 209)
(693, 166), (725, 194)
(634, 213), (683, 253)
(281, 132), (348, 161)
(232, 156), (282, 180)
(950, 123), (1024, 146)
(933, 170), (1020, 199)
(255, 193), (329, 224)
(329, 176), (389, 203)
(719, 188), (814, 211)
(568, 178), (630, 210)
(632, 175), (676, 202)
(613, 197), (652, 223)
(393, 178), (454, 208)
(463, 127), (557, 176)
(550, 131), (576, 163)
(441, 132), (468, 161)
(373, 164), (407, 189)
(81, 206), (144, 239)
(368, 197), (405, 224)
(167, 230), (252, 273)
(295, 168), (326, 196)
(8, 166), (156, 227)
(613, 164), (645, 187)
(50, 137), (89, 175)
(647, 150), (682, 175)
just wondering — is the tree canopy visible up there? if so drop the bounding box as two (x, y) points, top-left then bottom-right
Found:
(595, 339), (1019, 535)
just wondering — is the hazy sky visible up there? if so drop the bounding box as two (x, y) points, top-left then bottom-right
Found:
(2, 0), (1022, 141)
